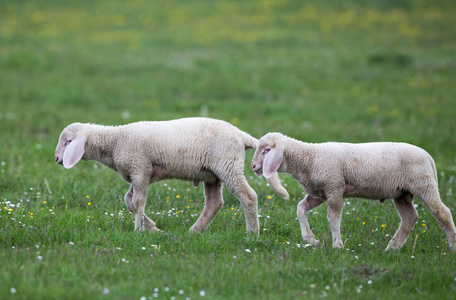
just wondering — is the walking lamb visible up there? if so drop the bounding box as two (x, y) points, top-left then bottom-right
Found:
(251, 132), (456, 252)
(54, 118), (289, 233)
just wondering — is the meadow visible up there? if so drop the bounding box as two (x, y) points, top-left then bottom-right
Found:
(1, 0), (456, 299)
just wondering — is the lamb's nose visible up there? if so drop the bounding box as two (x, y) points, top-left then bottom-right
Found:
(55, 156), (59, 162)
(252, 164), (256, 170)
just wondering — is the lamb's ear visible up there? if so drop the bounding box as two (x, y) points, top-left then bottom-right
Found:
(63, 135), (87, 169)
(263, 147), (283, 179)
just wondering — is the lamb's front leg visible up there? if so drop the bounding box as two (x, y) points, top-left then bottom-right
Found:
(326, 192), (344, 248)
(130, 178), (161, 232)
(297, 195), (324, 246)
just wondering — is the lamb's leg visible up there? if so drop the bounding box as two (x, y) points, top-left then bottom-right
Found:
(326, 193), (344, 248)
(385, 192), (418, 251)
(297, 195), (324, 246)
(226, 176), (259, 234)
(417, 188), (456, 252)
(124, 185), (135, 212)
(189, 180), (223, 232)
(130, 177), (160, 232)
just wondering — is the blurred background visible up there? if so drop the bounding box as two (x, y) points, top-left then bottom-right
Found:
(1, 2), (456, 298)
(1, 0), (455, 177)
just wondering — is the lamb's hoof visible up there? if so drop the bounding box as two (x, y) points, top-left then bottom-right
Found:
(447, 240), (456, 253)
(332, 241), (343, 249)
(147, 226), (162, 233)
(384, 246), (400, 252)
(385, 240), (401, 251)
(304, 237), (321, 247)
(189, 226), (201, 233)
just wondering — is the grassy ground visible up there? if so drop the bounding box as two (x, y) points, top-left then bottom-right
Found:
(1, 0), (456, 299)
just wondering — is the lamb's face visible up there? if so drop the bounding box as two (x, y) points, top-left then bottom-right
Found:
(252, 142), (272, 177)
(54, 123), (83, 166)
(252, 133), (283, 177)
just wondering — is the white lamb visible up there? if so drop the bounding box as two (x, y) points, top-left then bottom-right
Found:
(54, 118), (289, 234)
(252, 132), (456, 252)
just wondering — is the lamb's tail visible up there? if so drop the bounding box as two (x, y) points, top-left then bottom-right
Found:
(430, 156), (438, 182)
(242, 132), (258, 150)
(242, 132), (289, 199)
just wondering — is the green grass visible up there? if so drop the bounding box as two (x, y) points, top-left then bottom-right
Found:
(1, 0), (456, 299)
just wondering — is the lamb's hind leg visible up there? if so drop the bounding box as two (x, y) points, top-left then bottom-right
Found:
(189, 180), (223, 232)
(225, 175), (259, 234)
(417, 187), (456, 252)
(385, 192), (418, 251)
(297, 195), (324, 247)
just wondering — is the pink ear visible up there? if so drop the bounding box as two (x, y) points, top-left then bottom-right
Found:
(63, 135), (86, 169)
(263, 147), (283, 179)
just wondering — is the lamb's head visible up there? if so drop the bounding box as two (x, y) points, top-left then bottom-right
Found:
(54, 122), (88, 169)
(252, 132), (286, 179)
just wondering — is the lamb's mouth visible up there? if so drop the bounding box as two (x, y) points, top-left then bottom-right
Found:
(255, 169), (263, 177)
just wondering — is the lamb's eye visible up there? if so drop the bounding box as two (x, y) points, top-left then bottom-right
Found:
(64, 139), (72, 146)
(264, 147), (271, 154)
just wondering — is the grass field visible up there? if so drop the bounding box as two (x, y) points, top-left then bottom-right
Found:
(1, 0), (456, 299)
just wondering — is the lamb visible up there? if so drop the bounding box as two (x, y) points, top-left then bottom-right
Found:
(251, 132), (456, 252)
(54, 117), (289, 234)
